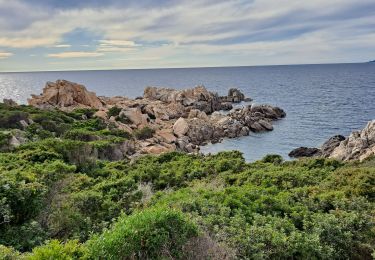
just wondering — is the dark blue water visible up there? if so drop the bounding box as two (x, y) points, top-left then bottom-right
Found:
(1, 63), (374, 161)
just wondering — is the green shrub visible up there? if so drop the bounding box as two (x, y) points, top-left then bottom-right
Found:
(71, 118), (107, 132)
(134, 126), (155, 140)
(115, 114), (132, 124)
(27, 240), (85, 260)
(70, 108), (97, 120)
(0, 111), (29, 129)
(85, 208), (198, 259)
(63, 129), (100, 142)
(107, 106), (122, 118)
(0, 131), (12, 150)
(261, 154), (283, 164)
(0, 245), (22, 260)
(100, 129), (132, 139)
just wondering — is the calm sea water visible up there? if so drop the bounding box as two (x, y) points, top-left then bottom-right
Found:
(1, 63), (375, 161)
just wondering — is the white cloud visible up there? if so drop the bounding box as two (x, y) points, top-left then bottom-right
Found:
(0, 0), (374, 70)
(98, 40), (139, 47)
(54, 44), (71, 48)
(0, 52), (13, 59)
(47, 51), (104, 58)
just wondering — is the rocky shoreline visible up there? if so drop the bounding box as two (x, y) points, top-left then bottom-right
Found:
(289, 120), (375, 161)
(27, 80), (285, 157)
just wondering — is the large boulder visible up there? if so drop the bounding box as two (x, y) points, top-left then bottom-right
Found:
(28, 80), (103, 110)
(173, 117), (189, 137)
(120, 107), (149, 126)
(330, 120), (375, 161)
(156, 129), (177, 144)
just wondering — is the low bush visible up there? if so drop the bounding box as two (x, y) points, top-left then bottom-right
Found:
(85, 207), (198, 259)
(27, 240), (85, 260)
(134, 126), (155, 140)
(107, 106), (122, 118)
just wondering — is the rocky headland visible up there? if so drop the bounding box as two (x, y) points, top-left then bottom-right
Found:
(26, 79), (285, 158)
(289, 120), (375, 161)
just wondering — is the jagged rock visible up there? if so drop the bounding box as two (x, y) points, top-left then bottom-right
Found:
(156, 129), (177, 144)
(188, 109), (209, 120)
(176, 136), (198, 153)
(27, 80), (286, 157)
(330, 120), (375, 161)
(227, 88), (245, 103)
(173, 117), (189, 137)
(28, 80), (103, 110)
(289, 147), (321, 158)
(289, 121), (375, 161)
(321, 135), (345, 156)
(144, 85), (236, 114)
(120, 107), (149, 126)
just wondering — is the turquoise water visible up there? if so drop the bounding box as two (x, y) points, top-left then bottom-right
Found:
(1, 63), (374, 161)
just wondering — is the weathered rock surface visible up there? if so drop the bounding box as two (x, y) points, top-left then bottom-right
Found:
(289, 120), (375, 161)
(321, 135), (346, 157)
(28, 80), (286, 157)
(28, 80), (103, 110)
(173, 117), (189, 137)
(289, 147), (321, 158)
(330, 120), (375, 161)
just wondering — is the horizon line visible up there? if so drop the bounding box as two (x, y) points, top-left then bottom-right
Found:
(0, 61), (370, 73)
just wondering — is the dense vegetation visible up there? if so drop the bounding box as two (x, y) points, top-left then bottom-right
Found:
(0, 103), (374, 259)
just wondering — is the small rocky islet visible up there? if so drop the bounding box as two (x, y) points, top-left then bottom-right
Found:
(24, 79), (285, 158)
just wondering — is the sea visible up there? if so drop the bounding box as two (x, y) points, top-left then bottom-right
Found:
(1, 63), (374, 161)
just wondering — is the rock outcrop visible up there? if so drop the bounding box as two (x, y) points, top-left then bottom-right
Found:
(28, 80), (285, 157)
(28, 80), (103, 110)
(289, 120), (375, 161)
(289, 147), (321, 158)
(330, 120), (375, 161)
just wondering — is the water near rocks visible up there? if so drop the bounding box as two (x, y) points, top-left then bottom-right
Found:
(1, 63), (375, 161)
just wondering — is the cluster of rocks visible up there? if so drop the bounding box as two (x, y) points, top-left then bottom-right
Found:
(27, 80), (285, 157)
(28, 80), (104, 110)
(289, 120), (375, 161)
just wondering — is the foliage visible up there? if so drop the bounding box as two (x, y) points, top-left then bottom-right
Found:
(134, 126), (155, 140)
(85, 207), (198, 259)
(0, 102), (374, 259)
(0, 245), (22, 260)
(106, 106), (121, 118)
(27, 240), (85, 260)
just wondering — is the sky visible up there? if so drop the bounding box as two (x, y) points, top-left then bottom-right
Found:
(0, 0), (374, 72)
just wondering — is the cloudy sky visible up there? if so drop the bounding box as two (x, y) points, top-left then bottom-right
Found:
(0, 0), (374, 72)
